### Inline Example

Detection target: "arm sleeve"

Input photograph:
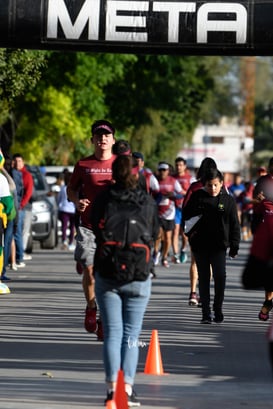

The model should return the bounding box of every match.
[20,172,34,209]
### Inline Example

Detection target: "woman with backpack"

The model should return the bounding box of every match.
[91,155,159,407]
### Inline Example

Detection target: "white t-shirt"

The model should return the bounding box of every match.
[0,173,10,197]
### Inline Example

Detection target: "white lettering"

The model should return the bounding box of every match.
[46,1,248,45]
[47,0,100,40]
[197,3,247,43]
[106,1,149,42]
[153,2,196,43]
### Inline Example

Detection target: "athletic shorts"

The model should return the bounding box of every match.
[159,218,175,232]
[175,208,182,225]
[74,225,96,267]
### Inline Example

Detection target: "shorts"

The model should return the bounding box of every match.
[74,225,96,267]
[159,218,175,232]
[175,208,182,225]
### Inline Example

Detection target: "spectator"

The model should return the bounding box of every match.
[57,171,76,251]
[0,150,15,278]
[12,153,34,266]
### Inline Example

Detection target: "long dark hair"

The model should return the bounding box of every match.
[112,155,137,189]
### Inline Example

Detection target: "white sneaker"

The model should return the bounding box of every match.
[61,240,68,250]
[153,251,161,266]
[10,263,18,271]
[23,253,32,260]
[16,262,26,268]
[68,244,75,251]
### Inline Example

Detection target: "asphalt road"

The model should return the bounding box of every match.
[0,241,273,409]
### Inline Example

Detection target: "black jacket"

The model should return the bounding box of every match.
[183,188,240,254]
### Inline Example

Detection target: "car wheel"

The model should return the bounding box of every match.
[25,229,33,253]
[40,227,56,249]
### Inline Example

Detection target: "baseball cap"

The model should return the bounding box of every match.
[258,166,266,172]
[132,152,144,161]
[91,120,115,135]
[158,163,169,171]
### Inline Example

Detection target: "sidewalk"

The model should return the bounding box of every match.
[0,241,272,409]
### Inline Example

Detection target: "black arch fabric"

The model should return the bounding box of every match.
[1,0,273,56]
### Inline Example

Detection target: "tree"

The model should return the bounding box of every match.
[10,53,228,166]
[12,51,136,164]
[0,49,47,152]
[105,55,221,168]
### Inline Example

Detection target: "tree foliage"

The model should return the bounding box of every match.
[3,51,236,167]
[16,52,221,167]
[0,49,47,150]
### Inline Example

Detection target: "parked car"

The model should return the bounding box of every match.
[26,165,58,251]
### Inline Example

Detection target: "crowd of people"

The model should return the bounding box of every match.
[1,119,273,407]
[0,151,34,281]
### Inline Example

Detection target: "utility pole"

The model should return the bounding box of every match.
[241,56,256,137]
[240,57,256,178]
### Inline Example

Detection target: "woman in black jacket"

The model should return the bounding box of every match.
[183,168,240,324]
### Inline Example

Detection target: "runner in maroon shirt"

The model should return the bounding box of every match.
[67,120,116,338]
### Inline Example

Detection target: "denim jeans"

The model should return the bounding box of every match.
[14,209,24,263]
[193,249,226,316]
[2,220,14,275]
[95,273,151,385]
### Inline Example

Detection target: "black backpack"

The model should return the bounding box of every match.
[97,189,154,283]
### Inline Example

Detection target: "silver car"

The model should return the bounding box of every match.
[26,166,58,251]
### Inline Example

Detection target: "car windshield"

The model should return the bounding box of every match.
[27,166,49,193]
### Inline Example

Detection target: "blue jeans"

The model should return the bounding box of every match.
[2,220,14,275]
[95,273,151,385]
[13,209,24,263]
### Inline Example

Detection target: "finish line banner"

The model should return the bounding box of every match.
[0,0,273,55]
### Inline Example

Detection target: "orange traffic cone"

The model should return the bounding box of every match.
[144,329,166,375]
[114,370,128,409]
[106,399,117,409]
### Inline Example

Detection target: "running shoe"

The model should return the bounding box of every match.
[180,250,188,263]
[9,263,17,271]
[84,305,97,333]
[16,262,26,268]
[1,274,11,281]
[258,300,273,321]
[153,251,161,266]
[200,317,211,324]
[104,390,114,405]
[162,258,170,268]
[23,253,32,260]
[188,292,199,306]
[172,254,180,264]
[213,311,224,323]
[127,390,141,407]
